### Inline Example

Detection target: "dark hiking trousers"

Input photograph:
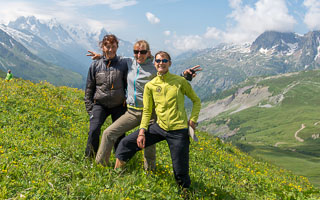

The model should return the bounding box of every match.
[116,123,191,188]
[85,103,126,158]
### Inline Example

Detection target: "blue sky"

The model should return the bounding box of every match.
[0,0,320,55]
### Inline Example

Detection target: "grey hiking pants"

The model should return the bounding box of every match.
[95,108,156,170]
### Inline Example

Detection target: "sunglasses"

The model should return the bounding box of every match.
[133,50,148,54]
[155,59,169,63]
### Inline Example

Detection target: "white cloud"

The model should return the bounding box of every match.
[229,0,242,9]
[166,0,297,54]
[164,30,171,36]
[0,1,128,33]
[204,27,224,40]
[146,12,160,24]
[303,0,320,30]
[170,35,206,51]
[0,2,52,24]
[56,0,137,9]
[225,0,296,43]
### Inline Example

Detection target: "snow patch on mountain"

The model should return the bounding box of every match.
[286,42,298,56]
[315,37,320,61]
[0,24,33,44]
[259,48,270,54]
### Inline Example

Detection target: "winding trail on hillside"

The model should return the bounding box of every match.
[295,124,305,142]
[274,142,286,147]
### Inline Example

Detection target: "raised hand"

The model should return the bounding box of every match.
[183,65,202,78]
[86,50,101,60]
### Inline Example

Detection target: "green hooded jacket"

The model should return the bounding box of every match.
[140,72,201,131]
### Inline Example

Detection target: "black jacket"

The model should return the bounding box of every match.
[84,56,128,114]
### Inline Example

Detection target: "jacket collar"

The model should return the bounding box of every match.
[135,57,153,67]
[102,55,118,64]
[157,71,171,79]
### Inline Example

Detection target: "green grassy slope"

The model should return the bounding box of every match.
[0,69,5,79]
[207,70,320,187]
[0,79,319,199]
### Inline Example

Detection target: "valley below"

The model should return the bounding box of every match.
[198,70,320,187]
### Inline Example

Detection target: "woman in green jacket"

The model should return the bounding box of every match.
[115,51,201,189]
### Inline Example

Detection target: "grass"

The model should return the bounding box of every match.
[0,78,319,199]
[0,70,6,79]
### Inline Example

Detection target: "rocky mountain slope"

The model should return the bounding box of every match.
[8,16,133,68]
[0,28,83,88]
[0,16,133,87]
[172,31,320,101]
[0,24,88,77]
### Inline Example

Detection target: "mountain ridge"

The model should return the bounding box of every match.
[172,30,320,102]
[0,28,84,88]
[0,16,133,88]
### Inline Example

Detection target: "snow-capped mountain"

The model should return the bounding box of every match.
[172,31,320,101]
[8,16,74,49]
[251,31,320,68]
[7,16,133,69]
[0,15,134,87]
[0,28,84,88]
[0,23,88,76]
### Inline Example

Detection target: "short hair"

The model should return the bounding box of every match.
[134,40,150,51]
[154,51,171,61]
[99,34,119,48]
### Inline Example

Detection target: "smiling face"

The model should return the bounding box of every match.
[102,42,118,59]
[133,43,150,64]
[154,52,171,75]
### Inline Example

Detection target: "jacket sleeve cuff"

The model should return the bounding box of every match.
[139,126,148,131]
[189,116,198,124]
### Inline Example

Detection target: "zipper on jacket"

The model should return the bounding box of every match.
[106,60,113,90]
[133,66,140,107]
[162,76,170,130]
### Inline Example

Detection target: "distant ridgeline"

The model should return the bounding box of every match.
[0,16,133,89]
[0,77,319,199]
[172,31,320,101]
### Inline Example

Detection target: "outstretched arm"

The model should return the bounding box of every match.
[86,50,101,60]
[182,80,201,129]
[182,65,202,81]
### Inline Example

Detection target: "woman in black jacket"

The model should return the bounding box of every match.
[84,34,128,158]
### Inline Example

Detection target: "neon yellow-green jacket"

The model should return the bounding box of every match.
[140,72,201,131]
[5,73,12,81]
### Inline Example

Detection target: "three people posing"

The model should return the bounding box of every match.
[94,40,158,169]
[85,34,201,188]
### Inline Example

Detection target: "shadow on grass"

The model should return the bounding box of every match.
[191,180,236,200]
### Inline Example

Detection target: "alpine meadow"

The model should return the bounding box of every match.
[0,78,319,199]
